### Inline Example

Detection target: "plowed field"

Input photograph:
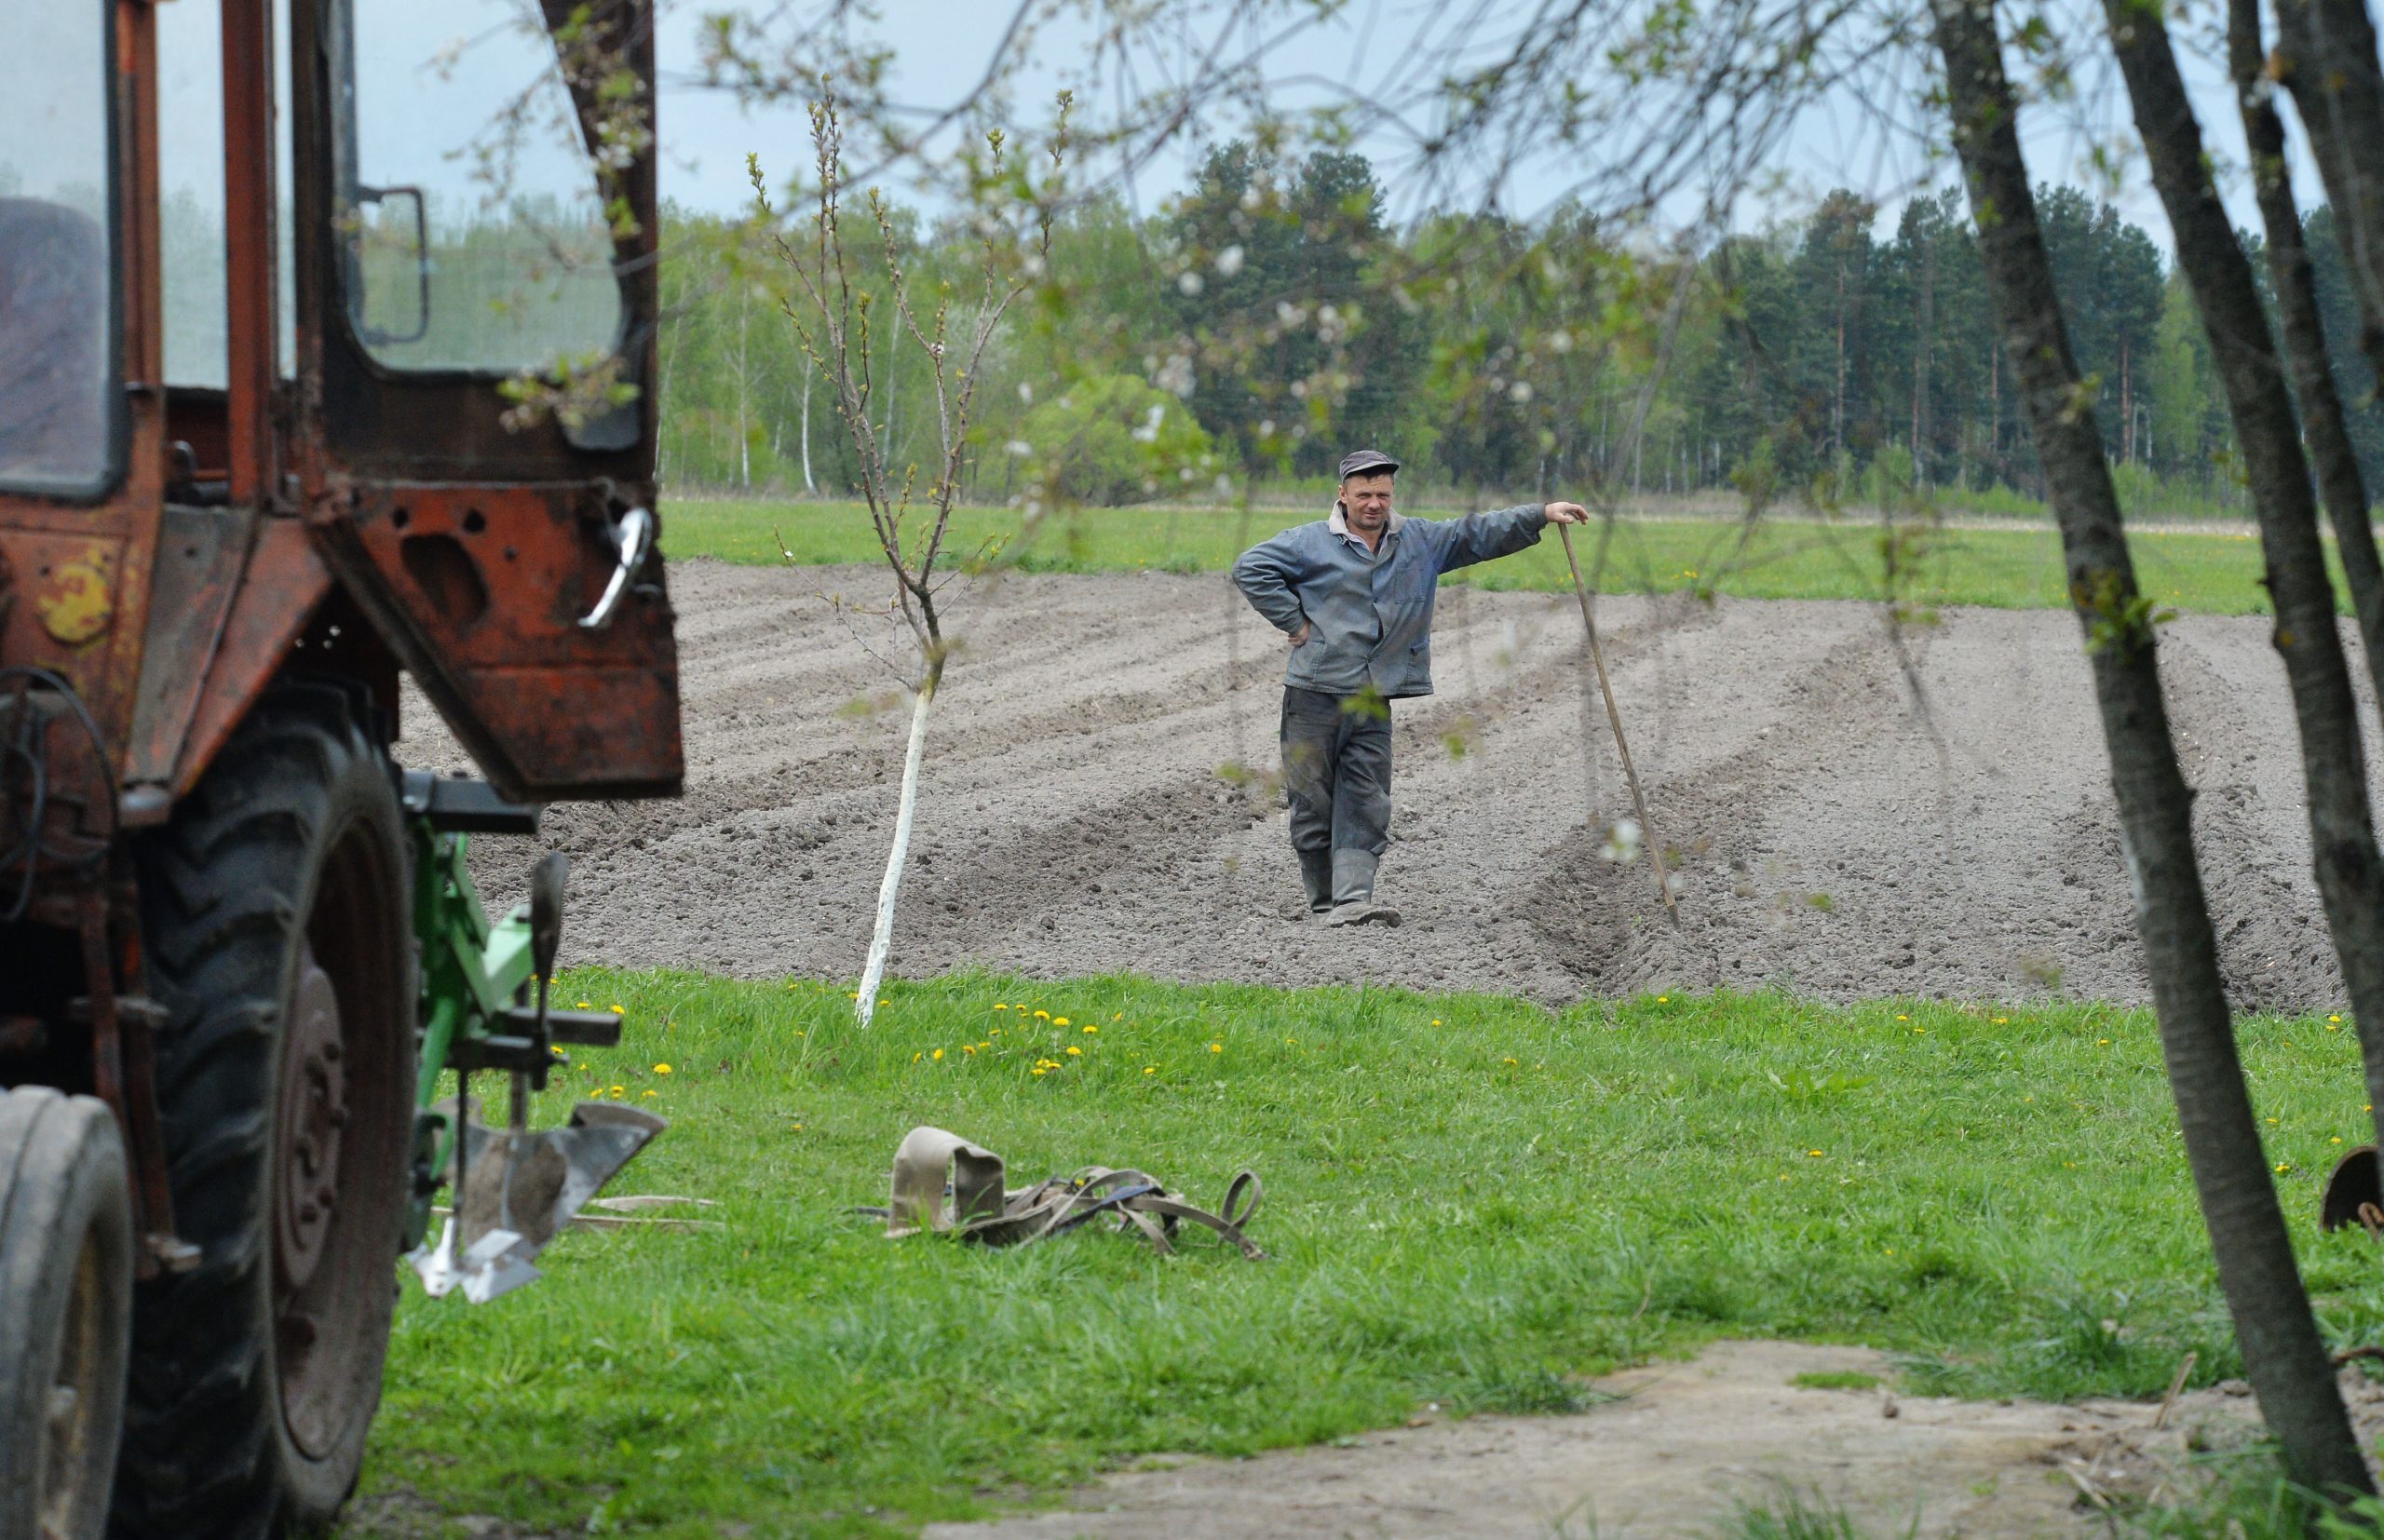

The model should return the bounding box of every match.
[398,559,2369,1012]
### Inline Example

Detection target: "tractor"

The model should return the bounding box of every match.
[0,2,681,1533]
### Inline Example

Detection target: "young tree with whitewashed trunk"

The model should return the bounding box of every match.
[753,99,1061,1026]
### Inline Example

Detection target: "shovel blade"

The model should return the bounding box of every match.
[454,1101,668,1266]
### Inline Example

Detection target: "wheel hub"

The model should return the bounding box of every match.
[37,1234,107,1539]
[275,946,347,1296]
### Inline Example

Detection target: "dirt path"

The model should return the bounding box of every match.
[919,1339,2352,1538]
[399,560,2374,1011]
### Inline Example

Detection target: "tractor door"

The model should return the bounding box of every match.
[289,0,679,800]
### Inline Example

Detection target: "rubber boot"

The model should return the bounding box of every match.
[1298,850,1335,916]
[1325,850,1400,927]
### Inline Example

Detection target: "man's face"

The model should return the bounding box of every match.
[1341,473,1395,530]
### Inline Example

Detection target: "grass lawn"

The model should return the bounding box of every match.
[359,971,2384,1536]
[660,495,2337,616]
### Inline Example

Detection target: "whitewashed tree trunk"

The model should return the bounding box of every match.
[855,671,936,1026]
[737,294,752,489]
[800,359,817,493]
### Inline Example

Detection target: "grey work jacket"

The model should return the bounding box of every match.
[1231,503,1548,698]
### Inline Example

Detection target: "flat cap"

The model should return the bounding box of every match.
[1337,448,1401,480]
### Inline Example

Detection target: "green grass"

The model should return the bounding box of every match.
[658,495,2339,616]
[1788,1370,1883,1392]
[357,972,2384,1536]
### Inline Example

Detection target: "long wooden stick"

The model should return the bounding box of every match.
[1557,522,1680,929]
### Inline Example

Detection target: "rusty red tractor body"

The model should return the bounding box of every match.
[0,3,681,1533]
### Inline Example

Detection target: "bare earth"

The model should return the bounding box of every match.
[923,1340,2384,1539]
[401,558,2368,1012]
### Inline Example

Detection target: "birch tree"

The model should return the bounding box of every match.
[754,99,1059,1026]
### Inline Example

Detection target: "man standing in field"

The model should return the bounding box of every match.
[1232,449,1590,925]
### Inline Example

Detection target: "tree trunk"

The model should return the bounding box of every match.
[2112,0,2384,1157]
[1988,343,2001,482]
[855,661,939,1028]
[2274,0,2384,387]
[2234,0,2384,712]
[1914,236,1934,484]
[1934,0,2373,1498]
[801,357,818,493]
[737,293,752,489]
[2120,337,2134,466]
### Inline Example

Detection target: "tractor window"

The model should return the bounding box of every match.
[0,5,116,495]
[332,0,627,377]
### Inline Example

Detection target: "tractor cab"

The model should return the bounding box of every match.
[0,4,681,1534]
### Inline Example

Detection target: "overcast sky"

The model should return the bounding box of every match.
[131,0,2345,255]
[646,0,2335,253]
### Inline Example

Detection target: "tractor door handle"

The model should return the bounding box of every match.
[578,506,654,630]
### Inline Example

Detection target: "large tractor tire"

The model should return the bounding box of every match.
[113,682,416,1537]
[0,1087,132,1540]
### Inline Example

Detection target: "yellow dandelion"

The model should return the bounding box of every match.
[1055,1017,1071,1027]
[1896,1014,1908,1021]
[1114,1013,1123,1021]
[1083,1024,1097,1033]
[642,1089,658,1099]
[963,1045,977,1055]
[2097,1038,2110,1046]
[1778,1173,1789,1182]
[2277,1162,2294,1173]
[2334,1137,2345,1144]
[877,997,888,1006]
[1502,1056,1518,1065]
[1993,1016,2009,1024]
[1431,1019,1443,1026]
[576,1000,592,1009]
[1210,1043,1223,1053]
[1144,1066,1157,1074]
[1065,1047,1082,1057]
[1032,1067,1048,1077]
[2331,1014,2343,1022]
[911,1053,921,1063]
[610,1085,624,1095]
[1807,1149,1824,1157]
[1035,1010,1051,1020]
[1912,1026,1925,1034]
[609,1004,626,1015]
[1657,995,1670,1004]
[654,1063,671,1075]
[995,1004,1009,1011]
[932,1048,944,1061]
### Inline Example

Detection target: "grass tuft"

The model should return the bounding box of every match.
[1788,1371,1882,1392]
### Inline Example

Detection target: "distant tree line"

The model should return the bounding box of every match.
[657,142,2384,515]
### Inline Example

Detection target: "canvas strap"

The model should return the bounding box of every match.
[878,1127,1265,1260]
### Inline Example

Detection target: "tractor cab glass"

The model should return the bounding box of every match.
[0,5,117,497]
[329,0,627,379]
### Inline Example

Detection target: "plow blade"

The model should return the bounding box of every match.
[412,1101,666,1302]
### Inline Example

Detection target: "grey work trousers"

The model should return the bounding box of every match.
[1280,686,1392,910]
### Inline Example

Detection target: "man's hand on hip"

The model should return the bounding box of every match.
[1287,622,1311,647]
[1543,501,1592,524]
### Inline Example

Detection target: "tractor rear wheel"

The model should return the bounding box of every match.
[113,682,416,1537]
[0,1087,132,1540]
